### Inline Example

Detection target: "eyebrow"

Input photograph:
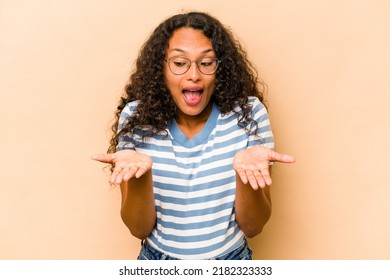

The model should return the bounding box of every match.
[170,48,214,54]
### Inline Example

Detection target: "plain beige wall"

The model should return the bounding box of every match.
[1,0,389,259]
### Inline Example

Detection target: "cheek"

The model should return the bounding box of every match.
[165,72,182,91]
[163,67,170,86]
[206,77,216,91]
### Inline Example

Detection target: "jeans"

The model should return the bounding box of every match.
[137,239,253,260]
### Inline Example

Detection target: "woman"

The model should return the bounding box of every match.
[92,11,295,260]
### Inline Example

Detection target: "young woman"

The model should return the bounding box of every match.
[92,12,295,260]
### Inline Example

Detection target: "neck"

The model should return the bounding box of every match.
[176,101,213,139]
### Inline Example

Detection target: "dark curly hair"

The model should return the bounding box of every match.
[107,11,267,156]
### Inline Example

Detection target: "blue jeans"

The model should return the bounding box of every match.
[137,239,253,260]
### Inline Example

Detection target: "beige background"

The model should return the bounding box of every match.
[1,0,389,259]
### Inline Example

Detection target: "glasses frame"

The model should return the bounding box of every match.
[164,56,221,75]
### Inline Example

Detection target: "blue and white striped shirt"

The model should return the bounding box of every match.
[117,96,274,259]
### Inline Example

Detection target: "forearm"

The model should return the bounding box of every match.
[235,174,272,238]
[120,170,156,239]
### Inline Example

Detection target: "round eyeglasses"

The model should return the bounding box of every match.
[164,56,221,75]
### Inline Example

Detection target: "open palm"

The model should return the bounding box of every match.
[233,146,295,190]
[92,150,152,184]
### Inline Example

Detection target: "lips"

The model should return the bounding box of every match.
[182,87,203,106]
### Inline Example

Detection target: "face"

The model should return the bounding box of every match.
[164,28,217,121]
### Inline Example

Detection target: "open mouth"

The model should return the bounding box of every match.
[182,87,203,106]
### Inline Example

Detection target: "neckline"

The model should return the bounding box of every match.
[169,102,220,148]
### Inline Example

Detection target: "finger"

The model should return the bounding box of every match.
[110,174,119,184]
[117,165,137,184]
[115,173,124,185]
[135,166,148,178]
[259,168,272,186]
[245,169,260,190]
[235,168,249,184]
[269,150,296,163]
[123,166,138,181]
[91,153,116,163]
[110,166,123,184]
[253,169,266,189]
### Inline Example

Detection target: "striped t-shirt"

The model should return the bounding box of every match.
[117,96,274,259]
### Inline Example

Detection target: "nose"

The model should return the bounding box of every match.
[186,61,201,81]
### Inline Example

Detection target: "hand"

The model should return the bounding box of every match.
[91,150,152,184]
[233,146,295,190]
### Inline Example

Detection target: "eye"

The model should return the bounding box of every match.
[173,61,187,67]
[200,61,213,67]
[199,58,215,67]
[170,57,190,68]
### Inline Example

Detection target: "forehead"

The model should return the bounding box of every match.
[167,28,213,53]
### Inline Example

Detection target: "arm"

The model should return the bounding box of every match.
[235,169,272,238]
[120,170,156,239]
[233,146,295,238]
[92,150,156,239]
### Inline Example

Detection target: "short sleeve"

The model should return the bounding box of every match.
[116,101,140,151]
[247,97,275,150]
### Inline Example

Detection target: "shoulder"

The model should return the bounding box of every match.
[232,96,266,115]
[118,100,140,130]
[120,100,140,119]
[248,96,265,110]
[122,100,140,114]
[248,96,268,116]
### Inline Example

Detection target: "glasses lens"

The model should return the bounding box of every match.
[169,57,191,75]
[167,57,220,75]
[198,57,219,74]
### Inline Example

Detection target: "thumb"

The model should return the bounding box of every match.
[269,150,296,163]
[91,153,116,163]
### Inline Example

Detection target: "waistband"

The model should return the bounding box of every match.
[137,239,252,260]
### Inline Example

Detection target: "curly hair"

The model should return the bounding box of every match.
[107,11,266,156]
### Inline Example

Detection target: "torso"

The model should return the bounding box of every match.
[117,97,274,259]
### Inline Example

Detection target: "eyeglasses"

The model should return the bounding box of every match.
[164,56,220,75]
